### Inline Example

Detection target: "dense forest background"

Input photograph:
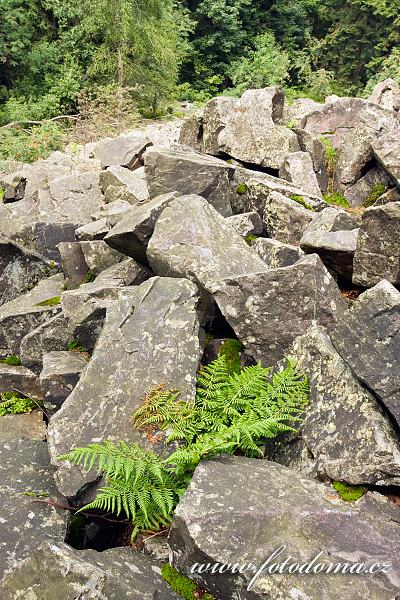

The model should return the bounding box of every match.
[0,0,399,159]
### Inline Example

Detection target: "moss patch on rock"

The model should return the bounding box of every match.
[161,564,215,600]
[332,481,367,502]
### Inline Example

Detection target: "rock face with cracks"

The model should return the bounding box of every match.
[47,276,205,497]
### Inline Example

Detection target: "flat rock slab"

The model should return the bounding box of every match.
[147,194,268,290]
[105,192,181,262]
[208,254,346,365]
[300,229,359,279]
[304,207,359,234]
[91,131,151,169]
[0,541,180,599]
[0,410,46,442]
[0,363,41,397]
[170,455,400,600]
[332,280,400,427]
[0,274,64,355]
[267,325,400,485]
[353,202,400,286]
[144,146,234,216]
[48,277,205,497]
[252,238,304,268]
[0,438,67,578]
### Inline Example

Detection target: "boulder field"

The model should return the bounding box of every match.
[0,82,400,599]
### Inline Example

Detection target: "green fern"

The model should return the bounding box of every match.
[59,356,309,537]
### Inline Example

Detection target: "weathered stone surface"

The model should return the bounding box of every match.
[208,254,346,365]
[147,195,268,289]
[0,238,55,306]
[282,97,323,127]
[48,277,205,497]
[75,218,110,241]
[0,171,26,202]
[40,351,87,416]
[145,119,182,147]
[0,411,46,442]
[334,129,376,190]
[372,129,400,188]
[105,192,180,261]
[0,170,105,259]
[353,202,400,286]
[226,211,263,238]
[267,325,400,485]
[0,541,180,599]
[374,187,400,205]
[252,237,304,268]
[91,131,151,169]
[0,363,41,397]
[57,241,88,288]
[304,206,359,234]
[202,88,300,169]
[332,280,400,427]
[144,146,234,216]
[169,455,400,600]
[79,240,125,276]
[369,78,400,112]
[300,97,398,149]
[279,151,322,199]
[231,171,324,215]
[300,229,359,279]
[100,165,149,205]
[0,274,64,355]
[20,313,71,374]
[295,129,328,192]
[178,110,204,151]
[0,438,67,578]
[61,259,149,350]
[344,165,391,206]
[263,191,315,244]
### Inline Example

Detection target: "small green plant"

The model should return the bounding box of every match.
[323,192,350,208]
[0,392,37,416]
[161,564,215,600]
[59,356,309,537]
[363,182,386,208]
[245,234,258,245]
[332,481,367,502]
[36,296,61,307]
[290,195,316,211]
[320,136,338,170]
[285,120,296,129]
[0,355,22,366]
[218,339,244,374]
[67,339,87,353]
[83,270,95,284]
[0,187,4,202]
[236,183,248,195]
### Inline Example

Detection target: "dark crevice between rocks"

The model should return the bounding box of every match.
[214,150,280,177]
[368,484,400,509]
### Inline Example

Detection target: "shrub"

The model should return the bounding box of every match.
[0,123,64,163]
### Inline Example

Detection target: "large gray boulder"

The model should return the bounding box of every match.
[0,438,67,579]
[147,194,268,289]
[144,146,234,216]
[209,254,347,365]
[201,88,300,169]
[100,165,149,204]
[279,151,323,199]
[300,228,359,279]
[333,129,376,191]
[332,280,400,428]
[304,206,359,234]
[263,191,315,244]
[0,274,64,355]
[105,192,180,261]
[169,455,400,600]
[353,202,400,286]
[0,541,180,599]
[267,325,400,485]
[372,129,400,189]
[369,78,400,112]
[91,130,151,169]
[47,277,205,497]
[300,97,398,149]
